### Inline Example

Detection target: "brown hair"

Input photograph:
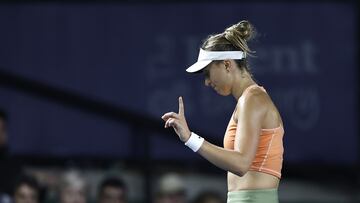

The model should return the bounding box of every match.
[201,20,256,73]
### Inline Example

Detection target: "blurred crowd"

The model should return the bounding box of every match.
[0,109,225,203]
[0,168,224,203]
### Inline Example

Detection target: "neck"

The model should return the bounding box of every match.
[232,74,256,100]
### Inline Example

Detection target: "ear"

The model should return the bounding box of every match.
[223,60,232,72]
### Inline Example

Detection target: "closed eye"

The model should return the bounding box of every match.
[203,69,210,78]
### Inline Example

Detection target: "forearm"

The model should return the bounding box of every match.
[161,97,254,176]
[197,140,251,176]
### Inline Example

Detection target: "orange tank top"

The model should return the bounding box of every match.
[223,85,284,179]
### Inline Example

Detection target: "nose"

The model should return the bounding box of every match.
[204,77,211,86]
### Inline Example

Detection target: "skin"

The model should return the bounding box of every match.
[60,186,86,203]
[14,184,39,203]
[155,193,185,203]
[161,60,283,191]
[99,186,127,203]
[0,118,6,147]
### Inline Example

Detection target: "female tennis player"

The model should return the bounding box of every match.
[161,20,284,203]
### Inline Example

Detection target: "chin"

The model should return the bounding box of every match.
[217,90,231,96]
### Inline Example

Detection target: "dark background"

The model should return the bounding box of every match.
[0,1,358,202]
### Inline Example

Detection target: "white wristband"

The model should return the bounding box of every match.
[184,132,205,152]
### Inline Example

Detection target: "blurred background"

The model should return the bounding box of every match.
[0,0,359,203]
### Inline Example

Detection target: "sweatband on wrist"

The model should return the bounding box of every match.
[184,132,205,152]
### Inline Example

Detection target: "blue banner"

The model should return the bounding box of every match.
[0,3,357,164]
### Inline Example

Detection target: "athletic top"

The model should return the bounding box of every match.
[223,85,284,179]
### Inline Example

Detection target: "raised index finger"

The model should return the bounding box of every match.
[178,96,184,116]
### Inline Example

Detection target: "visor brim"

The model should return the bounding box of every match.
[185,60,212,73]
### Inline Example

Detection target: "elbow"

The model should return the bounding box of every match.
[233,165,250,177]
[232,158,252,177]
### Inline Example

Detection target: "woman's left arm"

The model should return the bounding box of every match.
[161,95,267,176]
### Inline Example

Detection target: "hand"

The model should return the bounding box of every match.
[161,96,191,142]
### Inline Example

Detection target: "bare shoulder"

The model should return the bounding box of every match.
[234,87,270,121]
[239,88,269,110]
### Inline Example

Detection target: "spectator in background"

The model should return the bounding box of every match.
[192,190,224,203]
[97,176,127,203]
[154,173,186,203]
[12,174,41,203]
[0,109,7,153]
[0,108,8,203]
[58,170,87,203]
[0,109,23,203]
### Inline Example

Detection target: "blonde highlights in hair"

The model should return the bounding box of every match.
[201,20,256,72]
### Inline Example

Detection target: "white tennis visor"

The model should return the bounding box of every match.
[186,48,245,73]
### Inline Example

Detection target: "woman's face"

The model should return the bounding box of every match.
[203,61,232,96]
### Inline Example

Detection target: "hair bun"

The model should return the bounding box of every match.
[225,20,255,42]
